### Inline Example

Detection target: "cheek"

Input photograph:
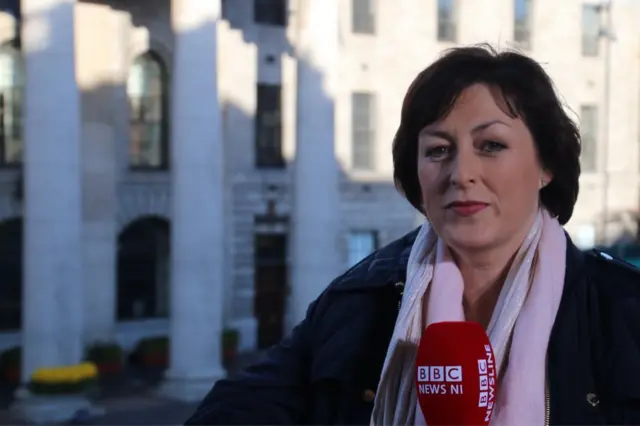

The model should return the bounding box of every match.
[492,160,541,212]
[417,163,443,212]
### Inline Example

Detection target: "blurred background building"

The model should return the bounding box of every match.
[0,0,639,384]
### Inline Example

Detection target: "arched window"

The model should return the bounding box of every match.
[0,44,23,165]
[127,52,167,169]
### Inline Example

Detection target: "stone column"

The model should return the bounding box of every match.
[289,0,342,327]
[20,0,84,381]
[75,4,120,344]
[159,0,226,402]
[80,122,117,343]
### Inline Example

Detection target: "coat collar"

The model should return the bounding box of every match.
[330,228,418,292]
[330,228,587,294]
[561,231,587,296]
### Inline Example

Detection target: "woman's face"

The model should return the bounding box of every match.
[417,84,551,252]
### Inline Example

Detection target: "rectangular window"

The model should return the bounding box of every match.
[348,231,379,267]
[582,4,600,56]
[255,84,284,168]
[437,0,457,42]
[254,0,287,26]
[0,89,22,165]
[580,104,598,172]
[514,0,532,48]
[351,92,376,171]
[352,0,375,34]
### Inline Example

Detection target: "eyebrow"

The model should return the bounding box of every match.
[420,119,509,140]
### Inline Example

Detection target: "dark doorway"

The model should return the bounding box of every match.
[117,216,170,321]
[0,217,21,330]
[254,233,287,349]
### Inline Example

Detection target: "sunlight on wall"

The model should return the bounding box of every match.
[21,13,51,55]
[0,11,18,43]
[171,0,220,33]
[217,20,257,119]
[75,3,122,91]
[295,0,339,99]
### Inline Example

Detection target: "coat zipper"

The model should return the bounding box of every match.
[545,379,551,426]
[545,358,551,426]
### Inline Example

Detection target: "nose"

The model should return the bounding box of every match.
[447,146,478,188]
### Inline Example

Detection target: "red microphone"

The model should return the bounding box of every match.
[415,321,497,426]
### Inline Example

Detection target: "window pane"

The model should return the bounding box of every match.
[0,47,22,90]
[129,123,146,162]
[142,96,162,121]
[254,0,287,26]
[437,0,456,42]
[514,0,532,47]
[127,63,145,97]
[127,53,166,168]
[141,124,162,166]
[352,0,375,34]
[514,0,530,19]
[348,231,378,267]
[11,87,21,116]
[351,92,375,170]
[4,110,21,163]
[582,4,600,56]
[129,97,142,120]
[255,84,284,168]
[0,46,23,165]
[147,74,162,97]
[580,105,598,172]
[353,131,373,169]
[130,123,162,167]
[0,47,23,166]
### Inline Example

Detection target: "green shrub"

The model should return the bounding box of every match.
[86,342,124,364]
[135,336,169,356]
[0,346,20,370]
[222,329,239,348]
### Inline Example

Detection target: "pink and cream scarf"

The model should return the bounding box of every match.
[370,209,567,425]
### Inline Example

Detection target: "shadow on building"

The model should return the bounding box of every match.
[0,1,416,416]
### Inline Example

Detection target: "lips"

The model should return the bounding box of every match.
[446,201,488,217]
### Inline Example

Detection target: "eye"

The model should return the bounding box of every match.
[424,146,451,159]
[481,140,506,153]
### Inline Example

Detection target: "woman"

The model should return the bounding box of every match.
[186,46,640,425]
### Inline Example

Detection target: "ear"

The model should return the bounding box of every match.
[540,169,553,189]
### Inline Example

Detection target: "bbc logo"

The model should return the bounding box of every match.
[417,366,462,383]
[478,359,487,374]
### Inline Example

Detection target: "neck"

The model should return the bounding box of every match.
[452,248,515,327]
[452,212,539,327]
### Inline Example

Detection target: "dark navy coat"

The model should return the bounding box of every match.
[186,229,640,425]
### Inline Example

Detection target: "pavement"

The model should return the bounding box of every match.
[88,396,198,425]
[0,350,265,425]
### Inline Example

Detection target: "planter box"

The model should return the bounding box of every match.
[9,392,102,425]
[140,353,168,367]
[223,348,237,362]
[28,378,97,395]
[96,361,123,375]
[86,343,124,373]
[2,366,20,383]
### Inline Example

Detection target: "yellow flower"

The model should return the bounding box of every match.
[30,362,98,384]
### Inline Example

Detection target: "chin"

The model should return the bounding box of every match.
[440,226,496,251]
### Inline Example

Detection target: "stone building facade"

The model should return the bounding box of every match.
[0,0,638,400]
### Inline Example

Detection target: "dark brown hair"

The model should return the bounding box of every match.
[392,45,581,225]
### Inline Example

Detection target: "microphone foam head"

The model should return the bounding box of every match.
[415,321,497,426]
